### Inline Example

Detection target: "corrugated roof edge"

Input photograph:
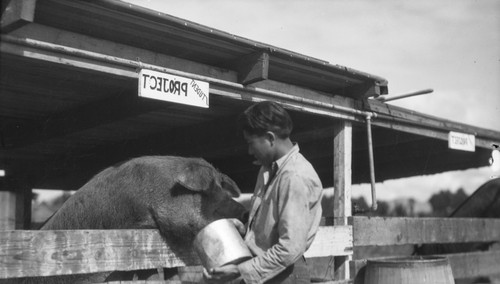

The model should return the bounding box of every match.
[96,0,389,95]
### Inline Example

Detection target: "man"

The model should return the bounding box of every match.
[204,101,323,283]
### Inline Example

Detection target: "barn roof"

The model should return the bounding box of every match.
[1,0,499,192]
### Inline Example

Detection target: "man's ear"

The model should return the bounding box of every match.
[265,131,276,146]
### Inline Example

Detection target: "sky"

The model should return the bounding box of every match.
[38,0,500,203]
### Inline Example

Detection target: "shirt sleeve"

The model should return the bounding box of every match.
[238,172,312,283]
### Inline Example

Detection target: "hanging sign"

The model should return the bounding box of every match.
[448,131,475,152]
[138,69,209,108]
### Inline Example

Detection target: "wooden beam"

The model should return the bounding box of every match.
[0,226,353,279]
[15,186,31,230]
[0,229,199,279]
[0,176,34,230]
[353,217,500,246]
[0,39,138,79]
[236,52,269,85]
[0,0,36,33]
[4,23,237,83]
[268,56,367,95]
[333,120,352,225]
[332,120,353,281]
[251,79,359,122]
[0,191,16,230]
[366,99,500,149]
[340,81,386,99]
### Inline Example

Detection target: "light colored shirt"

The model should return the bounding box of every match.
[238,144,323,284]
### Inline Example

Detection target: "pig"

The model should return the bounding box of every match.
[27,156,247,283]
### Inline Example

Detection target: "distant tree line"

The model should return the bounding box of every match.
[352,188,469,217]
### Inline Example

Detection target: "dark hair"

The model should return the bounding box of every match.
[237,101,293,138]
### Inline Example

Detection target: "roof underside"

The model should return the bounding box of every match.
[1,0,498,193]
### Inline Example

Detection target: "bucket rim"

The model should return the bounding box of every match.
[194,218,252,270]
[366,256,450,267]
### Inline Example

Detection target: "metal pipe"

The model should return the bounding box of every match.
[366,115,378,211]
[376,88,433,102]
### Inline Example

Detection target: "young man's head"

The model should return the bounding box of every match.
[237,101,293,166]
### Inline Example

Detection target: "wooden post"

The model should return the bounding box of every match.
[15,186,32,229]
[333,120,352,280]
[1,176,33,230]
[0,191,16,230]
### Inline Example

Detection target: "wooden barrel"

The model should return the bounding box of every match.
[364,256,455,284]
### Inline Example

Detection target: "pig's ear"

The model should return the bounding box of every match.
[175,164,213,192]
[221,173,241,197]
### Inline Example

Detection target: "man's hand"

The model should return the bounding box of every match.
[203,264,240,283]
[229,218,246,236]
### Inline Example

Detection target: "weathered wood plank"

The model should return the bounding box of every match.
[0,192,16,230]
[332,120,353,281]
[333,120,352,225]
[0,40,138,79]
[305,226,353,258]
[15,186,32,230]
[0,226,353,279]
[0,229,199,279]
[8,23,237,83]
[236,52,269,85]
[0,0,36,33]
[353,217,500,246]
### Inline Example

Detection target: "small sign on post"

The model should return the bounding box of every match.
[138,69,209,108]
[448,131,475,152]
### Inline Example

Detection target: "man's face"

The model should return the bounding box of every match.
[243,131,274,167]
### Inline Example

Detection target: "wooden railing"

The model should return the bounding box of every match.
[351,217,500,283]
[1,217,499,283]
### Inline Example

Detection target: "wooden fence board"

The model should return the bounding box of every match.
[0,229,198,279]
[2,217,499,279]
[353,217,500,246]
[305,226,353,258]
[1,226,352,279]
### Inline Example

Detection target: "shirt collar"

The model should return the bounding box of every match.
[270,143,299,173]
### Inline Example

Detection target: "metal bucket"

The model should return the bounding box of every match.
[194,219,252,270]
[364,256,455,284]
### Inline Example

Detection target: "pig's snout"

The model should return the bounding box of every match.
[213,198,248,224]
